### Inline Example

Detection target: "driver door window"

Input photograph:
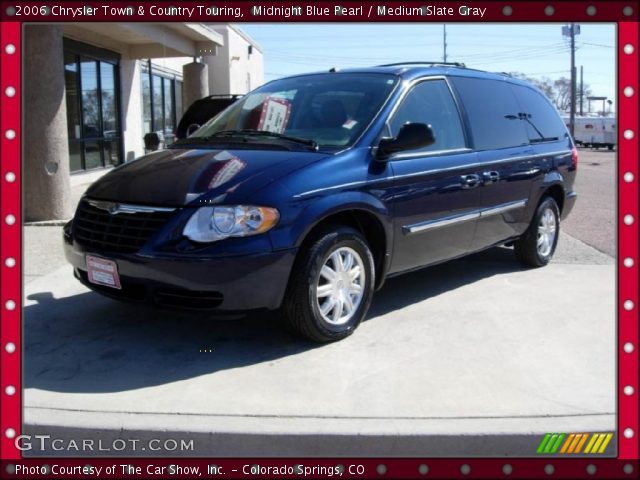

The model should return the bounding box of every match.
[389,79,466,153]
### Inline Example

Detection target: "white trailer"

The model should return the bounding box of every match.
[563,116,616,150]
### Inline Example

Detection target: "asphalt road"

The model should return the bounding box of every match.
[562,148,616,257]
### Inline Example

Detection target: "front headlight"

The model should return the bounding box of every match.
[183,205,279,243]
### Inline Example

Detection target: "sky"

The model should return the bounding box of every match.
[240,23,617,111]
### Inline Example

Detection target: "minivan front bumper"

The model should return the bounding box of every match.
[63,235,296,312]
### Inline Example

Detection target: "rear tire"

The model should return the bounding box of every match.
[514,197,560,268]
[282,226,375,342]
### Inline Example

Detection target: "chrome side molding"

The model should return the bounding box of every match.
[403,199,527,235]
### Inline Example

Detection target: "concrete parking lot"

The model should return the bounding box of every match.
[22,150,616,457]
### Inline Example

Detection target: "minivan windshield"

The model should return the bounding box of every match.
[182,73,398,150]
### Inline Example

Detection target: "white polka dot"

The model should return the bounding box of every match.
[4,171,15,183]
[5,385,15,396]
[624,214,634,225]
[5,257,16,268]
[624,44,635,55]
[5,214,15,225]
[624,385,635,396]
[544,6,554,15]
[544,464,554,475]
[623,258,635,268]
[624,300,635,311]
[624,343,635,353]
[4,44,15,55]
[5,86,15,97]
[624,130,635,140]
[5,428,15,439]
[5,129,15,140]
[586,5,597,15]
[5,300,15,311]
[624,172,635,182]
[5,342,16,353]
[623,428,634,439]
[624,86,635,97]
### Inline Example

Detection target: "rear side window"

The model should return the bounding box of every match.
[389,79,466,153]
[509,84,569,143]
[450,77,529,150]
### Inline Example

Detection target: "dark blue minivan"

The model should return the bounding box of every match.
[64,63,578,341]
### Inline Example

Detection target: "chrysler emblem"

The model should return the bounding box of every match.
[86,199,176,215]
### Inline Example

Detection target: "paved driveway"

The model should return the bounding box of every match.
[22,232,615,456]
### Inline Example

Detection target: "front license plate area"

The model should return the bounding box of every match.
[86,255,121,289]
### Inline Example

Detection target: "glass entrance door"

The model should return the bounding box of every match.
[64,42,122,172]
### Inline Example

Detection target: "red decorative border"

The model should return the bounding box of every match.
[618,19,639,462]
[0,3,638,478]
[0,18,21,462]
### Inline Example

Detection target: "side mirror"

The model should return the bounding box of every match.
[377,123,435,160]
[186,123,201,137]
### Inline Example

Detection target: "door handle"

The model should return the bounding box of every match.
[482,171,500,185]
[460,173,481,189]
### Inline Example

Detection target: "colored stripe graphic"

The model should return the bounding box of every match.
[575,433,589,453]
[550,433,565,453]
[597,433,613,454]
[539,433,614,455]
[584,433,599,454]
[560,434,575,453]
[537,433,552,454]
[568,433,583,453]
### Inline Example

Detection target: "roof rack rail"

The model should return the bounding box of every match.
[376,61,466,68]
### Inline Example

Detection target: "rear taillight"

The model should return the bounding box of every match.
[571,147,578,169]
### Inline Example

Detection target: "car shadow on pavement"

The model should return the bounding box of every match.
[24,246,524,394]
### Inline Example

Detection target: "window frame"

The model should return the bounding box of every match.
[141,62,182,143]
[508,82,570,144]
[381,76,471,160]
[448,76,531,152]
[63,38,123,173]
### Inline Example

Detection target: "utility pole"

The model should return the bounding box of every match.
[579,66,584,116]
[570,24,577,138]
[443,24,447,62]
[562,24,580,138]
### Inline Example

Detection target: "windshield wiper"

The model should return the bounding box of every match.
[518,113,559,143]
[197,129,318,150]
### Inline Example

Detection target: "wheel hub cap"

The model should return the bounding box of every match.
[316,247,365,325]
[537,208,557,257]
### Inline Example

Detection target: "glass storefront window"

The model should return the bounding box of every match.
[64,53,81,141]
[141,67,182,146]
[152,74,163,132]
[175,81,183,119]
[142,73,152,133]
[164,78,174,136]
[64,40,122,172]
[100,62,117,136]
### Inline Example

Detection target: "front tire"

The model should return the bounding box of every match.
[282,226,375,342]
[514,197,560,268]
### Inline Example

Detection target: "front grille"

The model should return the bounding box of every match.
[73,200,175,254]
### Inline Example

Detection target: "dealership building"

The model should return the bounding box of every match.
[23,23,263,221]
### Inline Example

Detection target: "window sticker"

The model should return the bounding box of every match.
[257,97,292,133]
[342,119,358,130]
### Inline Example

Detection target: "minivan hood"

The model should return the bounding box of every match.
[85,148,329,206]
